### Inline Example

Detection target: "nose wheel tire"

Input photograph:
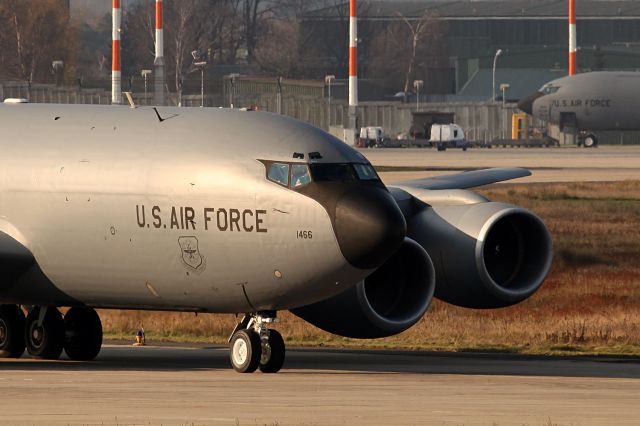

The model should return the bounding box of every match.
[64,307,103,361]
[25,308,64,359]
[0,305,26,358]
[583,134,598,148]
[229,329,261,373]
[259,329,286,373]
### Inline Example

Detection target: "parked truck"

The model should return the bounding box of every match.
[429,124,468,151]
[358,126,384,148]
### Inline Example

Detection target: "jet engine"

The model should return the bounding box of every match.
[291,238,435,338]
[408,202,552,309]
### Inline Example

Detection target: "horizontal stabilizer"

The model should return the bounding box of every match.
[391,167,531,191]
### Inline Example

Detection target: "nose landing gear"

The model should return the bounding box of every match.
[229,312,286,373]
[230,328,261,373]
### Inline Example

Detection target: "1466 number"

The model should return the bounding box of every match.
[297,230,313,239]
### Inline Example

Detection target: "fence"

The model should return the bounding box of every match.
[3,79,639,144]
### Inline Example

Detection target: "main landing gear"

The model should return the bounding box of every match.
[0,305,25,358]
[578,132,599,148]
[0,305,103,361]
[229,312,286,373]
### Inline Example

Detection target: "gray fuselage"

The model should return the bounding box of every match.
[0,103,403,313]
[519,71,640,130]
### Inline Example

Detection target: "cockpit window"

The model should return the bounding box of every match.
[262,160,380,189]
[353,164,379,180]
[309,163,358,182]
[268,163,290,187]
[541,85,560,95]
[291,164,312,188]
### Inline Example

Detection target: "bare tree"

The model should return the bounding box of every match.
[165,0,207,99]
[243,0,262,63]
[290,0,371,79]
[201,0,230,63]
[240,0,287,65]
[0,0,77,86]
[269,0,320,19]
[122,0,208,102]
[313,0,351,76]
[368,11,448,97]
[254,18,301,77]
[398,13,429,98]
[76,13,112,79]
[253,1,325,78]
[203,0,244,64]
[117,0,327,93]
[121,2,155,77]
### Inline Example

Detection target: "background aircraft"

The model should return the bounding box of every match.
[518,71,640,147]
[0,102,552,373]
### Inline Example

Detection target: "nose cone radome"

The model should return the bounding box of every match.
[518,91,544,115]
[334,187,406,270]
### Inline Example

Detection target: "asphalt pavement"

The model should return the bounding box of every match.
[0,344,638,425]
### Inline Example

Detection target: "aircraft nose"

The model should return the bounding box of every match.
[334,186,406,270]
[518,91,544,115]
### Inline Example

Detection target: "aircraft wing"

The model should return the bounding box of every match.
[390,167,531,190]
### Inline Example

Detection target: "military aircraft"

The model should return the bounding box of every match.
[518,71,640,147]
[0,101,553,373]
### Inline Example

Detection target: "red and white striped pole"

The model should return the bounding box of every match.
[569,0,577,76]
[154,0,166,105]
[349,0,357,109]
[347,0,358,145]
[112,0,122,105]
[155,0,163,60]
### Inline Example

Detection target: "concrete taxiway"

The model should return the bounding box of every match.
[361,145,640,183]
[1,344,639,425]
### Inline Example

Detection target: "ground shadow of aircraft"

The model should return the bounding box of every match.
[1,345,638,379]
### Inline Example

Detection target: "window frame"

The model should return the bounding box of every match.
[308,163,358,183]
[260,160,380,189]
[266,162,291,188]
[290,163,312,189]
[352,163,381,181]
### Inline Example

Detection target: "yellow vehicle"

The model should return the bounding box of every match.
[512,113,529,140]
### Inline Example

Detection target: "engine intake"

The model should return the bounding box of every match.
[408,202,552,308]
[291,238,435,338]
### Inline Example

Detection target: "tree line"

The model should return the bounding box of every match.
[0,0,449,97]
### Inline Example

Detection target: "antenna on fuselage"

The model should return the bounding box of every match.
[153,107,165,122]
[123,92,136,109]
[152,107,178,123]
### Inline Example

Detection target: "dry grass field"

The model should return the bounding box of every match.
[99,181,640,355]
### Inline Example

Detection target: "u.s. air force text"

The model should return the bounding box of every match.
[135,205,267,233]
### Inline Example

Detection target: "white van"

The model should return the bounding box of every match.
[429,124,468,151]
[359,126,384,148]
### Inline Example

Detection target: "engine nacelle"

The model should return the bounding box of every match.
[408,202,552,308]
[291,238,435,338]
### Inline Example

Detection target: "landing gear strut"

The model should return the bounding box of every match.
[25,307,65,359]
[229,312,286,373]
